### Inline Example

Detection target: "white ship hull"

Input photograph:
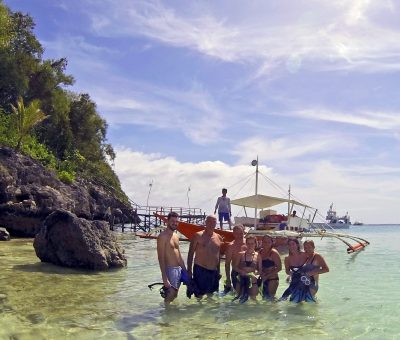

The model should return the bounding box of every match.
[311,222,350,229]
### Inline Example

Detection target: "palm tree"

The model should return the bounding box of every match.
[11,97,48,151]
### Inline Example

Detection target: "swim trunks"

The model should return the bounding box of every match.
[167,266,182,290]
[218,212,230,222]
[193,264,220,296]
[231,269,239,290]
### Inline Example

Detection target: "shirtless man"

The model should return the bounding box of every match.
[224,224,247,293]
[157,211,187,304]
[187,215,223,298]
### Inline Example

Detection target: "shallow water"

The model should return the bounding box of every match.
[1,225,399,339]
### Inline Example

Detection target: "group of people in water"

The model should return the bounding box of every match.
[157,212,329,305]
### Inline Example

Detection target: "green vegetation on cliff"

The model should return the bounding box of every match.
[0,1,127,203]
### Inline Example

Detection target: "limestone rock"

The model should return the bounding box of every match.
[0,146,130,237]
[33,210,127,270]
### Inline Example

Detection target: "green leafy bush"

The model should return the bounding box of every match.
[57,170,75,184]
[0,110,17,147]
[59,150,85,174]
[21,136,57,170]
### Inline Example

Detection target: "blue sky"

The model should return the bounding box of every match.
[6,0,400,223]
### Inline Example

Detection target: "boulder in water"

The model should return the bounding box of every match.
[33,209,127,270]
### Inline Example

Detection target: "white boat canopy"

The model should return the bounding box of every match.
[231,194,312,209]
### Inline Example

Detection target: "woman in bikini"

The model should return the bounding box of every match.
[284,238,308,276]
[257,235,282,300]
[233,235,259,303]
[280,238,313,302]
[303,240,329,297]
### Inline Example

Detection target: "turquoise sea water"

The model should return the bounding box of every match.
[1,225,399,339]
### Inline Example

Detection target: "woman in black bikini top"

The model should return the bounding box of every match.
[233,236,259,302]
[284,238,308,277]
[241,252,257,269]
[258,235,282,300]
[239,240,258,271]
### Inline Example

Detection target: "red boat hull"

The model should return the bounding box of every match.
[154,213,233,253]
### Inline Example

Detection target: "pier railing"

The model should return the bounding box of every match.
[113,205,205,232]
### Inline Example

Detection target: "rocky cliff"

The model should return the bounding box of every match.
[0,147,128,237]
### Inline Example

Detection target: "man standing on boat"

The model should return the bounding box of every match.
[187,215,223,298]
[214,188,232,230]
[157,211,187,304]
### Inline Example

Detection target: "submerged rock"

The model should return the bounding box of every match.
[33,210,127,270]
[0,227,10,241]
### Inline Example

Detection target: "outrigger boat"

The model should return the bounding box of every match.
[138,158,370,254]
[152,211,369,255]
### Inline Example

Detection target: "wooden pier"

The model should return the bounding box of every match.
[111,205,205,233]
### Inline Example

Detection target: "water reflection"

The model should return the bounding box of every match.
[1,228,400,338]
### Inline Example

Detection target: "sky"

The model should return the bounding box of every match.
[5,0,400,224]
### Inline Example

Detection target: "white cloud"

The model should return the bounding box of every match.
[297,159,400,222]
[42,35,116,73]
[89,82,226,145]
[230,135,356,165]
[85,0,400,75]
[295,109,400,130]
[94,96,147,111]
[114,148,400,224]
[114,148,264,213]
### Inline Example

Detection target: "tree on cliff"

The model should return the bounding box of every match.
[0,1,13,48]
[11,97,48,151]
[0,1,127,203]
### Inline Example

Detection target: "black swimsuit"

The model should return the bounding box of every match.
[261,249,276,269]
[262,250,279,284]
[262,258,275,269]
[261,250,279,300]
[290,265,303,272]
[242,253,256,269]
[279,259,317,303]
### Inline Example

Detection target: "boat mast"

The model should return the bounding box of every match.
[252,156,259,229]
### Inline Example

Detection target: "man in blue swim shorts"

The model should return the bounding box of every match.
[187,215,223,298]
[214,188,232,230]
[157,212,188,304]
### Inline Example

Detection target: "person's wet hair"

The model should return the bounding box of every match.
[245,235,256,244]
[288,238,301,253]
[304,240,315,248]
[167,211,179,220]
[262,235,273,242]
[233,224,244,231]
